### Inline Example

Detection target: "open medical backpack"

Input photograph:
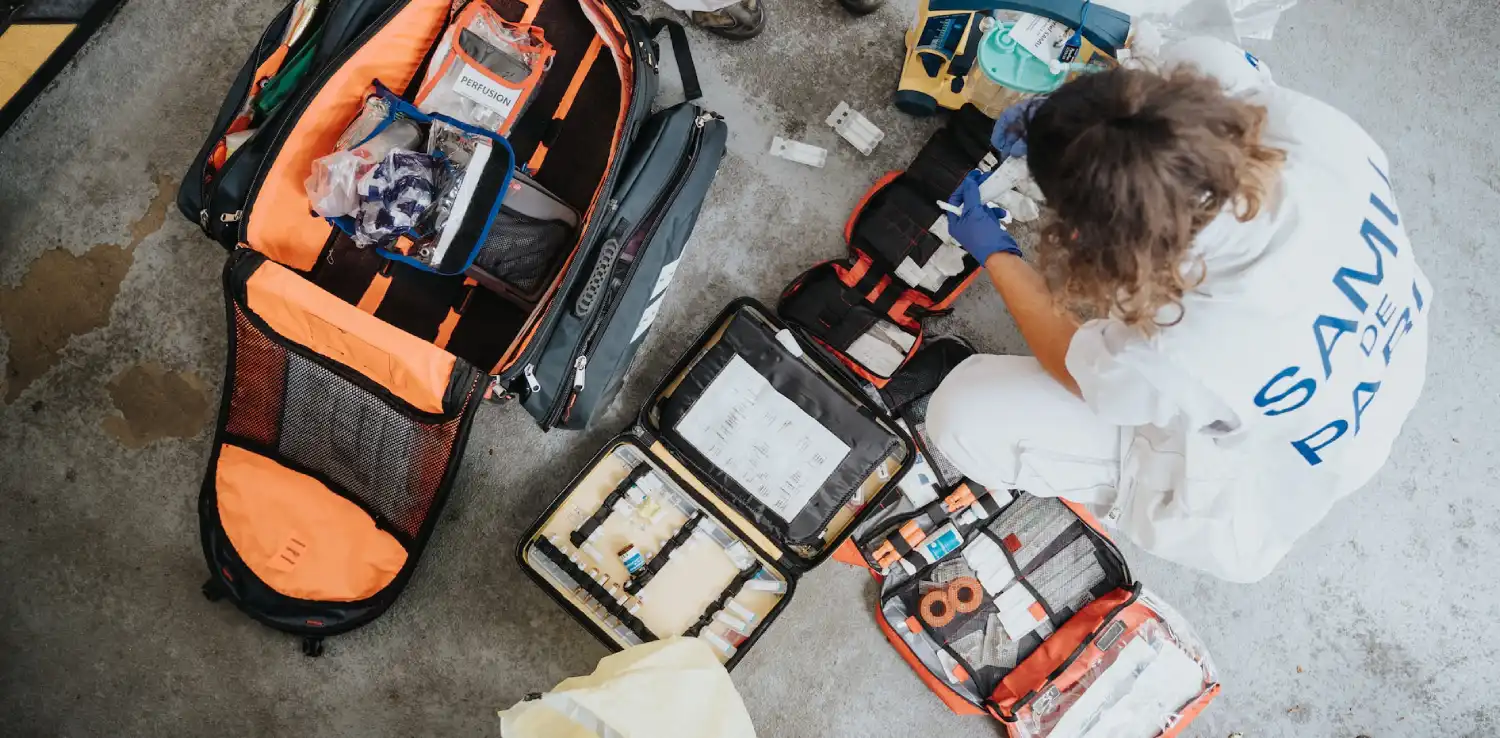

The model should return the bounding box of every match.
[782,109,1222,736]
[180,0,727,653]
[834,339,1221,737]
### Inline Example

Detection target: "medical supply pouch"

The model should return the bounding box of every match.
[835,341,1221,735]
[182,0,724,649]
[414,2,555,136]
[518,300,917,667]
[199,250,486,656]
[777,105,997,387]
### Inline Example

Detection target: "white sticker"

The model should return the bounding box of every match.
[453,64,522,118]
[1006,13,1072,63]
[651,258,681,299]
[773,329,803,358]
[630,297,663,343]
[677,355,851,522]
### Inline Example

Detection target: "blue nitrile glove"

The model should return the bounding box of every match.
[991,96,1046,159]
[946,170,1020,264]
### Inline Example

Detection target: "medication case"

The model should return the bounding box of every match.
[518,299,918,666]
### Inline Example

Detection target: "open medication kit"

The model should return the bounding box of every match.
[778,105,997,387]
[830,339,1222,737]
[519,300,915,665]
[181,0,727,652]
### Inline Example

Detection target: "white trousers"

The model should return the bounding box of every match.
[658,0,744,11]
[925,355,1124,514]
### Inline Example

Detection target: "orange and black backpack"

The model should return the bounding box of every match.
[184,0,726,654]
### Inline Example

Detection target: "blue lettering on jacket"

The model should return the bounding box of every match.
[1249,157,1426,466]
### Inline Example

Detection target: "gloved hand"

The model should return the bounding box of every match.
[946,170,1020,265]
[990,96,1046,159]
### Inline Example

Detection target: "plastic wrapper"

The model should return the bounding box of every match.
[309,96,427,218]
[306,150,367,218]
[353,149,442,248]
[1012,590,1217,738]
[416,3,553,135]
[1098,0,1296,43]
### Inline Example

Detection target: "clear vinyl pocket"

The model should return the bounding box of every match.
[995,590,1220,738]
[413,2,555,136]
[650,305,906,548]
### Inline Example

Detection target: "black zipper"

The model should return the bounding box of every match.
[197,1,302,232]
[236,0,418,245]
[501,0,653,384]
[540,112,711,429]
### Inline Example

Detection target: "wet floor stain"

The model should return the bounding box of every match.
[100,362,213,448]
[0,173,175,403]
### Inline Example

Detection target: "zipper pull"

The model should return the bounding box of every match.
[220,210,243,223]
[523,364,542,395]
[572,355,588,390]
[605,198,620,217]
[695,113,712,128]
[199,209,210,230]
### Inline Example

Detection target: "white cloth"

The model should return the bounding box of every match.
[657,0,745,11]
[929,38,1432,583]
[497,638,757,738]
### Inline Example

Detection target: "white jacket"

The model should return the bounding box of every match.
[1066,39,1433,582]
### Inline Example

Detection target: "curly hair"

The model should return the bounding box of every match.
[1024,67,1286,328]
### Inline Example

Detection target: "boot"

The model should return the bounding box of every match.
[690,0,766,41]
[835,0,885,16]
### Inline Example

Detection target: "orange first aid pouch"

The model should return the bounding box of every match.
[837,338,1221,737]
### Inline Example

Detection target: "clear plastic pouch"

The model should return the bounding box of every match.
[414,2,554,135]
[1011,591,1217,738]
[304,82,515,275]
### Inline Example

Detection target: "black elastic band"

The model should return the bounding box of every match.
[571,465,650,548]
[649,18,703,102]
[851,268,883,297]
[685,565,758,636]
[624,511,702,594]
[535,538,655,643]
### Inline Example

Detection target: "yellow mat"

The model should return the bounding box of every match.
[0,23,76,107]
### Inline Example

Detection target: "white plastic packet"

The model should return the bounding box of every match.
[305,151,368,218]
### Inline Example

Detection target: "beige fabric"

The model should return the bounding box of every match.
[498,638,757,738]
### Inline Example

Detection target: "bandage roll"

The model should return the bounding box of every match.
[948,577,983,614]
[920,589,955,627]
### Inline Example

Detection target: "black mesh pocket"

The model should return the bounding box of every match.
[222,302,471,542]
[277,354,460,539]
[469,209,574,303]
[226,310,287,447]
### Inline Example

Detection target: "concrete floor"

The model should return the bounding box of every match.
[2,0,1498,735]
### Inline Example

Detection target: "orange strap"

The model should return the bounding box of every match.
[357,273,393,314]
[434,280,478,350]
[526,37,604,173]
[518,0,543,25]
